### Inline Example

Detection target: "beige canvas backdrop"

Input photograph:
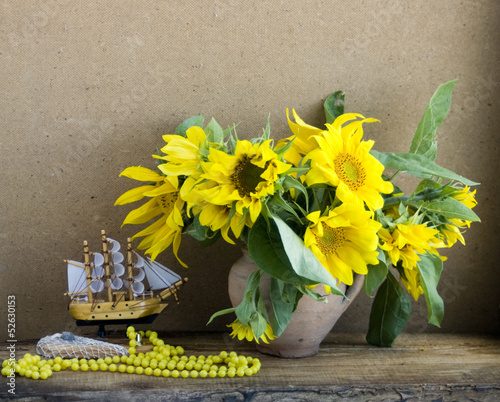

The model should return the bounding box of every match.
[1,0,499,341]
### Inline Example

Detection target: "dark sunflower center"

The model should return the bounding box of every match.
[158,192,178,214]
[334,153,366,190]
[315,223,345,254]
[231,156,266,197]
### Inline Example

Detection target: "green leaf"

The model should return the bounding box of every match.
[270,278,298,336]
[185,215,219,242]
[249,312,268,340]
[228,125,239,153]
[274,134,297,160]
[230,269,270,340]
[235,270,263,325]
[324,91,345,124]
[366,271,412,347]
[409,80,457,160]
[262,114,271,142]
[256,288,270,320]
[206,307,236,325]
[196,232,221,247]
[371,150,479,186]
[282,175,309,210]
[412,178,443,198]
[417,254,444,327]
[268,192,302,221]
[174,114,205,136]
[272,216,344,296]
[248,216,315,286]
[296,285,328,302]
[204,117,224,144]
[409,197,480,222]
[363,250,389,297]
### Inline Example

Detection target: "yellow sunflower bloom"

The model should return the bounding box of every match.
[379,224,443,269]
[153,126,207,177]
[440,220,466,247]
[227,319,276,344]
[180,175,253,243]
[115,166,187,266]
[134,219,184,265]
[399,264,422,301]
[378,223,445,300]
[304,203,381,286]
[437,186,478,247]
[198,204,252,244]
[275,109,324,166]
[453,185,478,210]
[193,139,291,225]
[304,114,393,210]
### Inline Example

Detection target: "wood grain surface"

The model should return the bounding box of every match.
[1,332,499,401]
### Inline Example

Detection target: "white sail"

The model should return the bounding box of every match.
[134,252,145,268]
[131,281,145,294]
[112,263,125,277]
[121,265,147,294]
[93,253,104,266]
[110,278,123,290]
[67,260,106,295]
[107,238,121,253]
[92,266,105,279]
[133,267,145,282]
[90,279,105,293]
[67,234,186,302]
[144,259,182,290]
[112,252,124,263]
[67,261,88,294]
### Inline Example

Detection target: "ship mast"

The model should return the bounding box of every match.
[126,238,134,300]
[101,230,113,302]
[83,240,93,303]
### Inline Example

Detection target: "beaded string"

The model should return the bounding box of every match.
[1,326,261,380]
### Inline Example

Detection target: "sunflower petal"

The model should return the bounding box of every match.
[115,185,156,205]
[142,181,178,197]
[121,198,162,227]
[119,166,164,182]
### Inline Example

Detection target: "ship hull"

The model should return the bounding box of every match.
[69,298,168,322]
[75,314,159,327]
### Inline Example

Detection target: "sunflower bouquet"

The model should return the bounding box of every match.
[116,80,479,347]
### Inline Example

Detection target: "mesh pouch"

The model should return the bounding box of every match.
[36,332,129,359]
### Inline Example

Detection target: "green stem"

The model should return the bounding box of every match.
[389,170,402,183]
[286,167,309,174]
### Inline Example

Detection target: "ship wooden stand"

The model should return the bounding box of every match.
[65,230,187,337]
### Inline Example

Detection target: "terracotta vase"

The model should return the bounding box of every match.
[228,249,364,358]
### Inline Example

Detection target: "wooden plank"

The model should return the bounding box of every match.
[1,332,499,401]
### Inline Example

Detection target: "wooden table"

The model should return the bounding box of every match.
[1,332,499,401]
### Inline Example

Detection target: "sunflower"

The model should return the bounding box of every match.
[439,186,478,247]
[440,221,466,247]
[452,185,478,210]
[304,114,393,210]
[153,125,207,177]
[198,204,252,244]
[115,166,187,266]
[399,265,423,301]
[275,109,324,166]
[227,319,276,344]
[304,203,381,286]
[192,139,291,225]
[179,174,253,244]
[378,223,445,300]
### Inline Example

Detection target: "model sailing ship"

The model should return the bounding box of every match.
[65,230,187,336]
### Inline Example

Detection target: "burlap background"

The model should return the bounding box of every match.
[1,1,499,340]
